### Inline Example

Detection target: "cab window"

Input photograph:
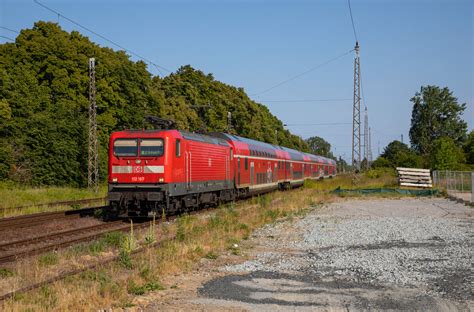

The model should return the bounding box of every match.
[114,139,138,157]
[140,139,164,157]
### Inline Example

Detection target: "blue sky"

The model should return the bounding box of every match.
[1,0,473,161]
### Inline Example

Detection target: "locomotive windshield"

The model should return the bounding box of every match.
[114,139,138,157]
[140,139,164,157]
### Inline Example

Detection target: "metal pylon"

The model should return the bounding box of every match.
[368,126,373,164]
[351,42,361,170]
[88,58,99,192]
[364,106,369,168]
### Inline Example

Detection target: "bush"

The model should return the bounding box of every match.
[431,137,465,170]
[372,157,391,168]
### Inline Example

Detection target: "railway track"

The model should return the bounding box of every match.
[0,220,134,264]
[0,206,105,231]
[0,197,107,216]
[0,206,211,301]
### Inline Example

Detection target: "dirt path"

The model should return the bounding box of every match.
[140,198,473,311]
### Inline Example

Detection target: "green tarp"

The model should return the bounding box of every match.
[332,187,439,196]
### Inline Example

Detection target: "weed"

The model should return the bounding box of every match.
[119,221,137,269]
[119,250,133,269]
[145,215,157,245]
[0,267,14,278]
[94,208,104,218]
[208,214,223,229]
[103,231,126,248]
[69,203,80,210]
[265,209,279,222]
[88,240,106,255]
[38,252,59,266]
[205,251,218,260]
[194,245,204,255]
[127,280,165,295]
[176,219,186,242]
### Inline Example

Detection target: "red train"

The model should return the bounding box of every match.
[107,127,336,217]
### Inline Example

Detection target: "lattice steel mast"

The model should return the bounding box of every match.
[368,126,373,164]
[363,106,369,168]
[88,58,99,193]
[351,42,361,170]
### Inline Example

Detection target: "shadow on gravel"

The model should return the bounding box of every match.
[198,271,450,310]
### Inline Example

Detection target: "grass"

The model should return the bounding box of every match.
[0,182,108,217]
[1,171,400,311]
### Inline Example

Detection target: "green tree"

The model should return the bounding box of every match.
[305,136,332,157]
[380,140,423,168]
[409,86,468,155]
[371,156,391,168]
[430,137,465,170]
[463,130,474,164]
[0,21,310,186]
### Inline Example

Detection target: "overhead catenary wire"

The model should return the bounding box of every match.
[251,49,354,96]
[0,26,20,34]
[347,0,358,42]
[284,122,352,127]
[261,98,352,103]
[0,35,15,42]
[33,0,171,75]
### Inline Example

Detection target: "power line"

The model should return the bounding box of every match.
[284,122,351,127]
[0,26,19,34]
[251,49,354,96]
[33,0,171,75]
[0,35,14,42]
[347,0,359,42]
[260,98,352,103]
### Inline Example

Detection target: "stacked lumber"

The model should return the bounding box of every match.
[396,167,432,188]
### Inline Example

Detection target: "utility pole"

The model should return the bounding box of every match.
[227,111,232,133]
[363,107,369,169]
[351,41,361,171]
[368,126,373,165]
[401,134,403,143]
[88,58,99,193]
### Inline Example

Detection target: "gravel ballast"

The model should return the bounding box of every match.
[198,198,473,311]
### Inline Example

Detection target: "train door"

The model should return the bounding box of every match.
[185,150,192,189]
[250,161,254,186]
[237,157,241,186]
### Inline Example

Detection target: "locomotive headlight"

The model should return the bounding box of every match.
[159,178,164,182]
[112,178,118,182]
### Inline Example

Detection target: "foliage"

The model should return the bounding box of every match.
[371,156,391,168]
[463,130,474,164]
[380,140,423,168]
[305,136,333,157]
[0,22,308,186]
[430,137,465,170]
[409,85,468,155]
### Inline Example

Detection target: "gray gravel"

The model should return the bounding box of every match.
[202,198,474,310]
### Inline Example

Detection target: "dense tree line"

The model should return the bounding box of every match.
[372,86,472,170]
[0,22,308,186]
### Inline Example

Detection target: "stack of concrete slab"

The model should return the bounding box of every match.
[396,167,432,188]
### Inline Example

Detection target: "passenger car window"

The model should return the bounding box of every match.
[140,139,164,157]
[114,139,138,157]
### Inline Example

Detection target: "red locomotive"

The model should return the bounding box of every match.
[107,119,336,218]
